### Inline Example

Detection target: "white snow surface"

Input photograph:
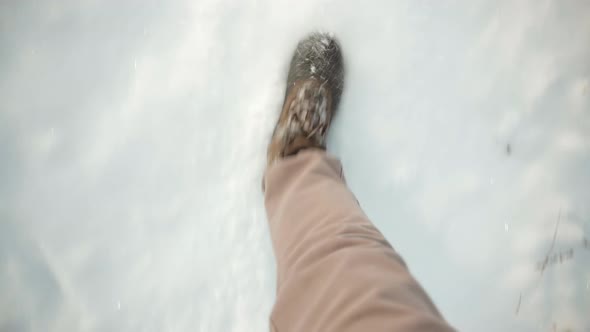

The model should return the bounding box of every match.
[1,0,589,331]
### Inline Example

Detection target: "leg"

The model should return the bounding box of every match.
[264,149,454,332]
[263,32,454,332]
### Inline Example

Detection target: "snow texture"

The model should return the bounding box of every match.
[1,0,589,331]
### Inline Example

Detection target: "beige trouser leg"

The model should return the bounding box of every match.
[264,149,455,332]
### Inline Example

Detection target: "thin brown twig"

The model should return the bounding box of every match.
[516,208,562,316]
[540,208,562,275]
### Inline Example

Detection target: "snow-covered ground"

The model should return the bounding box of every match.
[1,0,589,331]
